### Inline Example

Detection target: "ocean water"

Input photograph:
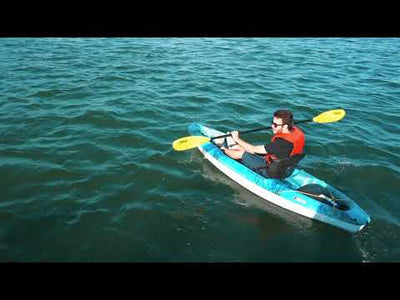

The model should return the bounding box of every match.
[0,38,399,262]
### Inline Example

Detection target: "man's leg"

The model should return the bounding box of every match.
[221,146,268,177]
[221,145,245,160]
[241,152,269,177]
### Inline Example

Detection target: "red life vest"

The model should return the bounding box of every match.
[265,125,305,164]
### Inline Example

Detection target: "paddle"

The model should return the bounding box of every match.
[172,109,346,151]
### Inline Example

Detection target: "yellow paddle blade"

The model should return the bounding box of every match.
[172,136,211,151]
[313,109,346,123]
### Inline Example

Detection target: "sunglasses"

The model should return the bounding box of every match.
[272,122,285,128]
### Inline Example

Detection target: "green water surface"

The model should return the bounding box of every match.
[0,38,399,262]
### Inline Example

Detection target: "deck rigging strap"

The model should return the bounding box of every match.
[278,189,350,207]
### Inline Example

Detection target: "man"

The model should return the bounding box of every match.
[221,109,305,178]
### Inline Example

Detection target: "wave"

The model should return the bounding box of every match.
[2,38,400,261]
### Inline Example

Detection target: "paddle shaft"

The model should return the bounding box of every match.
[210,118,312,140]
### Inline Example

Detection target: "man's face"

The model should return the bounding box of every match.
[271,117,285,134]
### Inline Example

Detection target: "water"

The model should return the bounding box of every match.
[0,38,399,262]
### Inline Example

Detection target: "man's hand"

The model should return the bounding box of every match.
[230,130,240,142]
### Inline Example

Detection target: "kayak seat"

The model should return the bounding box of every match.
[267,153,306,179]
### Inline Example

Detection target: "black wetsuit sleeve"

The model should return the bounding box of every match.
[264,138,294,159]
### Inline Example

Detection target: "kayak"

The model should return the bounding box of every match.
[188,123,371,233]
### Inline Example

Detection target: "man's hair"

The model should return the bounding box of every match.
[274,109,294,130]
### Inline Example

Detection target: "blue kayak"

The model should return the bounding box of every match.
[189,123,371,233]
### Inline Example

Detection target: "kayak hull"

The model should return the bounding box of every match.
[189,123,371,233]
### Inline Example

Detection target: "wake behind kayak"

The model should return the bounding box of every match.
[188,123,371,233]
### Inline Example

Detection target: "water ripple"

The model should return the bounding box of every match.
[1,38,399,262]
